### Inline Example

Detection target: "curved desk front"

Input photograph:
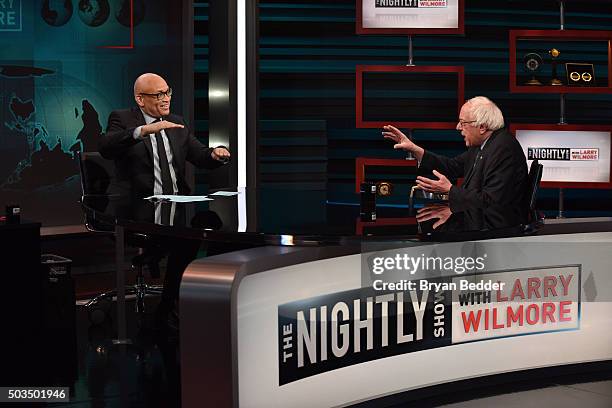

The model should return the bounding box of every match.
[171,191,612,407]
[81,190,612,407]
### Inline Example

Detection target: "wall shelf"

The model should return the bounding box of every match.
[355,65,464,129]
[355,157,417,193]
[509,29,612,94]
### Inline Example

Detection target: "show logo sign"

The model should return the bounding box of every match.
[375,0,447,7]
[528,147,599,161]
[0,0,21,31]
[278,266,580,385]
[278,280,452,385]
[452,267,580,343]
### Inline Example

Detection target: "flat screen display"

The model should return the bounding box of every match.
[515,129,611,184]
[361,0,460,30]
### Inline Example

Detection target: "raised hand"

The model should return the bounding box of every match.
[382,125,424,159]
[141,120,184,137]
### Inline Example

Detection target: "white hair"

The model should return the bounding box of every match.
[466,96,504,131]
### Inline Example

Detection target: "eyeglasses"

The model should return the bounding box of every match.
[139,87,173,101]
[458,120,477,128]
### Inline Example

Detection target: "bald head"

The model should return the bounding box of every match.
[134,73,166,96]
[134,73,172,118]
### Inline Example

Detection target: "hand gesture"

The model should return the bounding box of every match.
[416,204,452,229]
[382,125,415,151]
[416,170,452,193]
[141,120,184,137]
[211,147,231,162]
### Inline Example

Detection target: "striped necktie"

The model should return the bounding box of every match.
[153,119,174,195]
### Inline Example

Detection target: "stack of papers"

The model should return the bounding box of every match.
[144,195,212,202]
[210,191,240,197]
[144,191,240,203]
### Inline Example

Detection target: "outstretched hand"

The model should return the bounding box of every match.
[141,120,184,137]
[416,204,452,229]
[382,125,424,160]
[382,125,414,151]
[416,170,452,193]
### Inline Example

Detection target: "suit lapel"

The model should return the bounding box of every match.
[462,130,500,189]
[132,108,154,163]
[462,149,480,188]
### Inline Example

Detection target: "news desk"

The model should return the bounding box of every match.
[82,188,612,408]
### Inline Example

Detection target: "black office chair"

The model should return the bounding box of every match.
[77,151,164,322]
[526,159,544,223]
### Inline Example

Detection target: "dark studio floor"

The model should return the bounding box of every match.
[38,297,180,408]
[27,293,611,408]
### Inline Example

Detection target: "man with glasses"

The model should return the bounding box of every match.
[99,72,230,196]
[382,96,527,212]
[99,73,230,332]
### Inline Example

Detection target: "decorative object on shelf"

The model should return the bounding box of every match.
[549,48,563,86]
[523,53,543,85]
[565,63,596,87]
[360,182,377,221]
[376,181,393,197]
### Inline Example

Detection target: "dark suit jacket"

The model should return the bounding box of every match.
[98,108,222,197]
[419,128,528,212]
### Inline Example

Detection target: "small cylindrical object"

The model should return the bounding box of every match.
[360,182,377,222]
[6,204,20,224]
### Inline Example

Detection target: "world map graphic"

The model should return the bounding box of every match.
[0,65,110,190]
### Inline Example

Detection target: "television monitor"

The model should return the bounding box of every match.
[512,125,612,188]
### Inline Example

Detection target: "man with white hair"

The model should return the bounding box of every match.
[383,96,527,212]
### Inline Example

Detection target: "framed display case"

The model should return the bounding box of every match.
[355,157,418,193]
[509,30,612,94]
[355,65,464,129]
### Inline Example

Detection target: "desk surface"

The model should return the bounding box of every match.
[81,187,535,245]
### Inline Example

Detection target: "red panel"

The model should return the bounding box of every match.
[510,123,612,189]
[509,29,612,94]
[356,0,465,35]
[355,157,418,193]
[355,65,465,129]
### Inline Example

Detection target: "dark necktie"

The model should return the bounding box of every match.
[153,119,174,194]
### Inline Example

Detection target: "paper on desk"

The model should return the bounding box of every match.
[209,191,240,197]
[144,195,214,202]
